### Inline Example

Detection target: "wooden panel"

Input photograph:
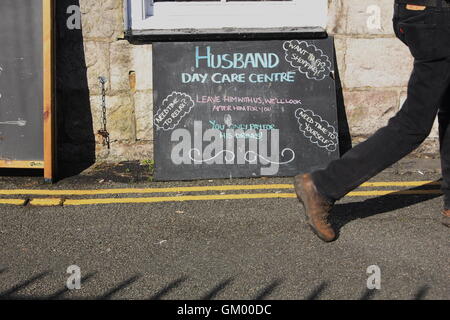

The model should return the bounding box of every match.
[0,160,45,169]
[43,0,55,182]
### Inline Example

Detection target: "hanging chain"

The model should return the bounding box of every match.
[97,76,110,150]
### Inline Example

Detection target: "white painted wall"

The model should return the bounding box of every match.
[127,0,328,30]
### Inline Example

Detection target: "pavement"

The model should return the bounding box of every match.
[0,156,448,300]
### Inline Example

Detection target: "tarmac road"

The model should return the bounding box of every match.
[0,169,448,300]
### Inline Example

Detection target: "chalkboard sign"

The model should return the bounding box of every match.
[153,38,339,181]
[0,0,54,181]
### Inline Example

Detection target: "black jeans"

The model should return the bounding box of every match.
[311,2,450,207]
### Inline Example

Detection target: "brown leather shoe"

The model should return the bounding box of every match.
[293,173,336,242]
[442,210,450,228]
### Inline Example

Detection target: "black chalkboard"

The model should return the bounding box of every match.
[0,0,44,164]
[153,38,339,181]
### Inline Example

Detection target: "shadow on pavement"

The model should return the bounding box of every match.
[305,282,328,300]
[414,285,431,300]
[201,277,234,300]
[0,271,50,300]
[253,278,283,300]
[330,180,443,240]
[0,269,435,300]
[359,288,377,300]
[98,275,142,300]
[149,276,189,300]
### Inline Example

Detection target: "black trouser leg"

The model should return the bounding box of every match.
[311,57,450,202]
[438,84,450,209]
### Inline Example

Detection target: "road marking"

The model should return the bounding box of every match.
[29,198,63,206]
[0,185,294,196]
[0,199,26,206]
[64,193,296,206]
[360,181,440,187]
[62,189,443,206]
[348,189,443,196]
[0,180,441,196]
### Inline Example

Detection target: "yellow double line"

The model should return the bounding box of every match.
[0,180,442,207]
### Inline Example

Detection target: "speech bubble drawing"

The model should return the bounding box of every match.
[295,107,338,152]
[283,40,332,81]
[154,92,195,131]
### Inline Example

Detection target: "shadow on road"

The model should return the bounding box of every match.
[329,180,443,240]
[414,285,431,300]
[0,269,437,300]
[253,278,284,300]
[305,282,328,300]
[201,277,234,300]
[149,276,189,300]
[98,275,142,300]
[0,271,50,300]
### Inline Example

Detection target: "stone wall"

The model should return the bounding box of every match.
[57,0,154,164]
[57,0,439,165]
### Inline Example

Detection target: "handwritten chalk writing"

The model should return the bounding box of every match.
[0,119,27,127]
[211,73,246,83]
[295,108,338,152]
[154,92,195,131]
[224,96,263,104]
[283,41,332,81]
[208,120,276,140]
[194,95,302,108]
[209,120,277,131]
[223,96,302,105]
[183,72,295,84]
[212,105,272,113]
[196,95,221,104]
[222,131,263,140]
[171,121,295,175]
[181,73,208,83]
[263,98,302,105]
[248,72,295,83]
[195,46,280,69]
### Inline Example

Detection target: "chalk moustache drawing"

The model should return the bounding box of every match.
[244,148,295,165]
[188,148,295,166]
[0,118,27,127]
[154,91,195,131]
[295,108,338,152]
[283,40,332,81]
[189,149,235,163]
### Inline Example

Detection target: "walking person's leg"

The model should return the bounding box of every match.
[437,86,450,227]
[294,3,450,241]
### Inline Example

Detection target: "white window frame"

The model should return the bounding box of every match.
[126,0,328,31]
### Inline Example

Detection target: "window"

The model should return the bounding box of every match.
[125,0,328,31]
